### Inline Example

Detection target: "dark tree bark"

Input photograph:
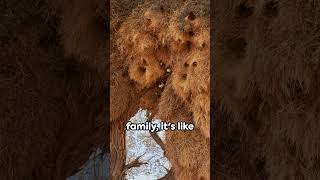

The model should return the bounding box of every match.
[110,117,127,180]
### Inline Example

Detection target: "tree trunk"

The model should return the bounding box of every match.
[110,117,127,180]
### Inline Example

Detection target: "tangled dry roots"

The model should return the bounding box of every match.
[111,0,210,179]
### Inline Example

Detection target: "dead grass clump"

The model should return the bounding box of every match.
[246,0,318,102]
[155,46,173,67]
[59,0,107,73]
[171,56,192,102]
[171,50,209,101]
[167,0,209,53]
[171,49,210,138]
[1,0,108,178]
[192,29,210,52]
[198,160,210,180]
[128,53,165,88]
[264,137,316,180]
[155,79,191,121]
[214,0,320,179]
[213,0,255,118]
[168,0,210,33]
[165,128,210,179]
[117,1,172,57]
[192,94,210,138]
[0,50,54,180]
[112,0,210,178]
[174,168,195,180]
[143,5,169,34]
[156,80,210,179]
[244,2,320,178]
[115,0,180,92]
[134,32,158,53]
[163,0,210,140]
[157,81,209,177]
[174,168,194,180]
[262,97,320,179]
[187,50,210,96]
[0,46,107,179]
[110,0,144,32]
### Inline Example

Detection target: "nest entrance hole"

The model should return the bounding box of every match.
[187,12,196,21]
[263,0,279,17]
[138,66,146,76]
[237,2,254,18]
[181,73,187,80]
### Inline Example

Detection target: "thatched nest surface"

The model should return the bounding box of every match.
[1,0,108,179]
[111,0,210,179]
[213,0,320,179]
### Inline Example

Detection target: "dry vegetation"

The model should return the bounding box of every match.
[213,0,320,179]
[2,0,319,179]
[0,0,108,179]
[111,0,210,179]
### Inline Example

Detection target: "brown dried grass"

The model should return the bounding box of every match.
[112,0,210,179]
[59,0,107,74]
[128,52,165,88]
[0,0,108,179]
[214,0,320,179]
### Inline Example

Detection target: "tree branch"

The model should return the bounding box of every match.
[150,130,166,151]
[120,154,148,179]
